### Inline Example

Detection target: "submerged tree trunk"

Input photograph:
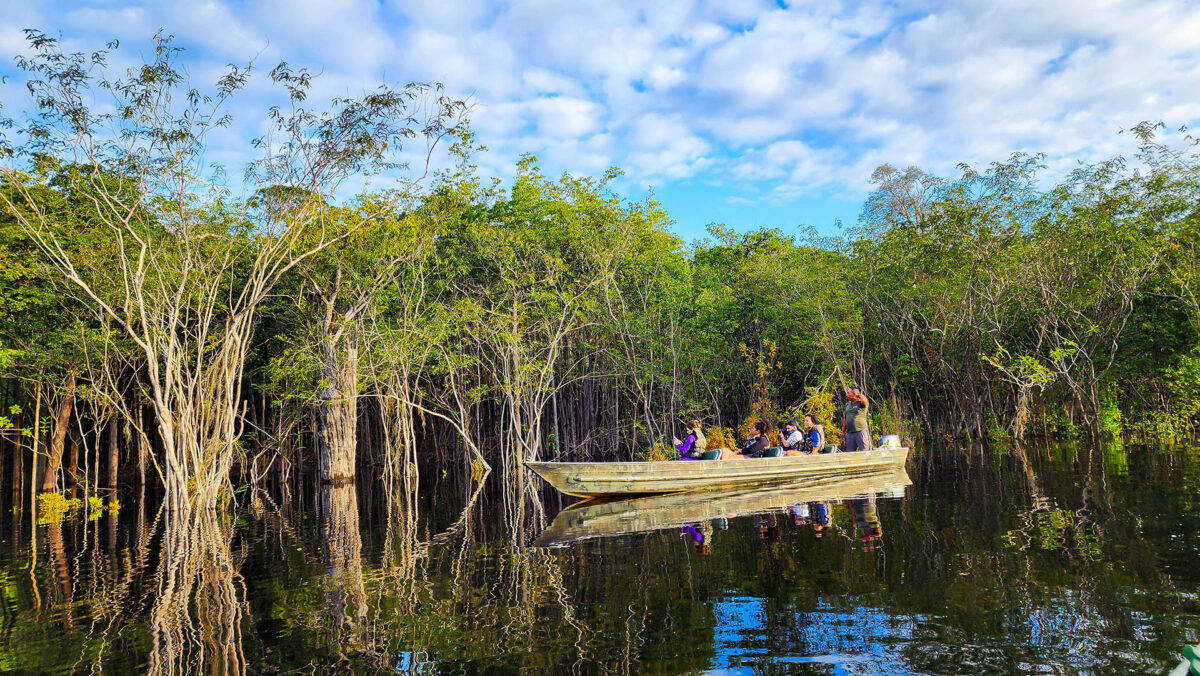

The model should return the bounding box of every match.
[107,416,119,492]
[317,340,358,484]
[41,373,76,493]
[66,434,79,498]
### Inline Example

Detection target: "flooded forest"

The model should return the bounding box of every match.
[1,33,1199,674]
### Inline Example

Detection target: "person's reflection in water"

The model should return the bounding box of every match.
[755,513,782,543]
[847,496,883,551]
[681,521,714,555]
[789,502,810,527]
[810,501,831,539]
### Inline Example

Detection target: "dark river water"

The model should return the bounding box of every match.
[1,441,1198,674]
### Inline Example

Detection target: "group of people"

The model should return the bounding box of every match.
[790,497,882,547]
[681,496,884,554]
[673,386,873,461]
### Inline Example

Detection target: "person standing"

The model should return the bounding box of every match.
[841,386,873,452]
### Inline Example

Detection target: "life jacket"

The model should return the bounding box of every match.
[809,425,825,452]
[693,428,707,455]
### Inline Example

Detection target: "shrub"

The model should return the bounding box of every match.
[705,427,736,450]
[637,441,676,462]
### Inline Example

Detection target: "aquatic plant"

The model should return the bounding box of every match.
[35,492,81,525]
[86,496,105,520]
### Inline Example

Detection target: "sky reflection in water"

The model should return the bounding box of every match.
[0,442,1198,674]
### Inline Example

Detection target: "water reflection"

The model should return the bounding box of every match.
[149,508,246,676]
[319,483,366,657]
[533,467,910,547]
[848,496,882,550]
[1,442,1199,674]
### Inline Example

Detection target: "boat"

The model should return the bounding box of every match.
[533,466,911,547]
[525,446,909,498]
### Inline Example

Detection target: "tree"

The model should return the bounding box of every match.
[0,31,461,513]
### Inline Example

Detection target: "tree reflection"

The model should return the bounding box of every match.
[2,441,1198,673]
[148,509,246,676]
[319,483,368,658]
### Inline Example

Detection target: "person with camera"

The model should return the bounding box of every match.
[783,414,826,455]
[777,419,804,456]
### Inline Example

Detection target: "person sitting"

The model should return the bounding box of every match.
[802,414,825,454]
[783,415,824,456]
[777,420,803,455]
[672,419,708,460]
[712,420,771,459]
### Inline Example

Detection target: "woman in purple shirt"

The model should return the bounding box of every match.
[673,419,707,460]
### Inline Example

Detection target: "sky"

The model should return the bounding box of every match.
[3,0,1200,240]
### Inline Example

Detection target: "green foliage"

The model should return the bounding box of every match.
[1097,388,1124,439]
[1043,409,1082,439]
[1164,347,1200,434]
[1,20,1198,484]
[35,492,81,524]
[86,496,105,520]
[636,442,675,462]
[984,410,1010,447]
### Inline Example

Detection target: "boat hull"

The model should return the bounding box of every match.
[533,466,911,547]
[525,446,909,497]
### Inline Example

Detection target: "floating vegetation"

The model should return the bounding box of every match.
[86,496,105,520]
[35,492,120,524]
[36,492,82,525]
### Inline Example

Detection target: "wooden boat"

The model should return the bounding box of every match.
[533,466,911,547]
[526,446,908,498]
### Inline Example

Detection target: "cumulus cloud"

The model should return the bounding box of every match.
[3,0,1200,225]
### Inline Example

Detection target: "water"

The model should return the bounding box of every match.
[1,442,1198,674]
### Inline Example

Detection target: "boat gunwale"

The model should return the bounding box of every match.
[526,446,908,469]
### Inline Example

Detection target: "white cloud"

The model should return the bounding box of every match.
[525,96,603,139]
[5,0,1200,224]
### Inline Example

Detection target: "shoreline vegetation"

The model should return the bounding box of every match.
[0,31,1198,519]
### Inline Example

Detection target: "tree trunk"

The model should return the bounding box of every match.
[11,427,22,500]
[66,433,79,498]
[40,373,76,493]
[136,404,146,486]
[317,341,358,484]
[107,416,119,491]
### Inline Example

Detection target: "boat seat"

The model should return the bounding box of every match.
[762,446,784,458]
[699,449,722,460]
[819,444,838,454]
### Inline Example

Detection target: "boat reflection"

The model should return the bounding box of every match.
[533,467,911,547]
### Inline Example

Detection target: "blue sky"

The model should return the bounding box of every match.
[4,1,1200,240]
